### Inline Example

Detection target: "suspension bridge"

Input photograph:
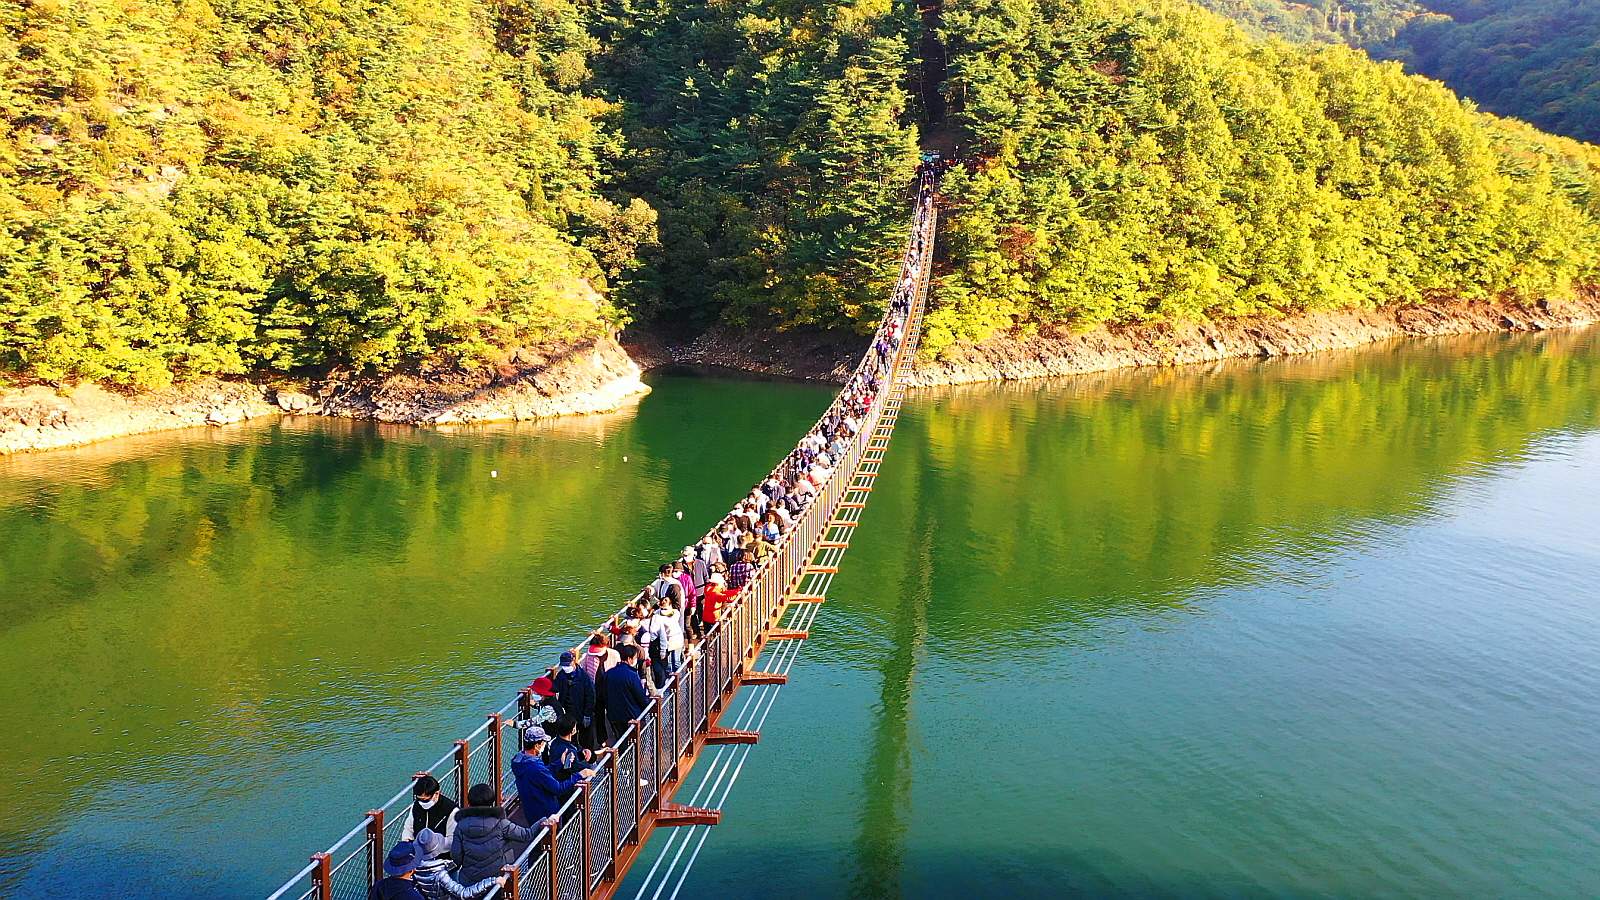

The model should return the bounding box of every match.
[264,168,940,900]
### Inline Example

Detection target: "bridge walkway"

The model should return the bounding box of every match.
[264,168,939,900]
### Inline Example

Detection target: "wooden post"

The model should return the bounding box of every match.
[311,852,332,900]
[488,713,503,806]
[366,810,385,885]
[546,817,560,900]
[653,708,665,802]
[630,718,645,832]
[518,687,533,720]
[578,778,592,899]
[454,739,470,807]
[606,750,620,874]
[500,864,521,900]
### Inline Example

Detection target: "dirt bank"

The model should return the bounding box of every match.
[622,325,871,381]
[0,332,649,455]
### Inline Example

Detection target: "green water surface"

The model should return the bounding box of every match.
[3,330,1600,899]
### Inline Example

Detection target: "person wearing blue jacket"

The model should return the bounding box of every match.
[511,725,594,824]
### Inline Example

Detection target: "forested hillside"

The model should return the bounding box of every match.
[0,0,646,386]
[582,0,921,332]
[5,0,1600,386]
[923,0,1600,352]
[1193,0,1430,46]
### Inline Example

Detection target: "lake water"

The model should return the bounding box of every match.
[2,329,1599,898]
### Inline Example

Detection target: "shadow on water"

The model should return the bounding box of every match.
[845,446,939,900]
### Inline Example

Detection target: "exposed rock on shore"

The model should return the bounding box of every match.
[5,296,1596,457]
[631,326,870,381]
[0,333,649,455]
[0,382,278,455]
[656,295,1600,386]
[317,333,649,425]
[905,294,1600,386]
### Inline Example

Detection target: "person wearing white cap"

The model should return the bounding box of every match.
[702,571,735,628]
[680,546,708,641]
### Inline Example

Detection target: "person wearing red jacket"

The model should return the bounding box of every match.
[701,572,737,627]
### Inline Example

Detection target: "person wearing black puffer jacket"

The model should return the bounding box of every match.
[450,783,536,884]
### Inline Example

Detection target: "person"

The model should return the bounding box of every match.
[528,674,559,720]
[580,635,619,747]
[413,829,503,900]
[543,715,591,779]
[681,547,708,642]
[714,524,734,564]
[698,535,722,569]
[368,841,426,900]
[511,725,595,824]
[646,598,685,686]
[603,645,649,741]
[681,545,708,598]
[727,549,754,591]
[641,562,686,610]
[701,571,735,628]
[749,529,775,564]
[401,774,459,842]
[549,650,595,742]
[451,783,536,885]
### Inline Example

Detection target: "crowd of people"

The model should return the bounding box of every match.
[364,174,936,900]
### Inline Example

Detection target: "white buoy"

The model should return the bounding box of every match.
[491,471,498,478]
[675,511,683,519]
[623,456,628,462]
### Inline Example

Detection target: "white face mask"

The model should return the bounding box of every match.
[560,665,575,674]
[417,796,438,809]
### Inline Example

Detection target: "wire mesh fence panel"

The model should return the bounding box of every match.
[519,846,553,900]
[615,742,638,842]
[382,804,409,850]
[637,712,658,810]
[501,721,523,803]
[327,842,371,900]
[437,764,462,809]
[678,670,692,751]
[468,735,497,790]
[587,771,612,890]
[555,813,584,900]
[657,694,675,784]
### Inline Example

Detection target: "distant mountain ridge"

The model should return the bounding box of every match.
[1193,0,1600,145]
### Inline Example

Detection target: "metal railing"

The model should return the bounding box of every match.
[264,170,939,900]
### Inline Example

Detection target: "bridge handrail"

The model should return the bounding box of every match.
[264,170,938,900]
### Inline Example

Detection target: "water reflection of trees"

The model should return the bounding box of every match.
[837,327,1600,896]
[903,328,1600,626]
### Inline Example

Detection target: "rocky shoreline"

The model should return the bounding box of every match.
[903,292,1600,386]
[0,333,650,456]
[5,295,1599,456]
